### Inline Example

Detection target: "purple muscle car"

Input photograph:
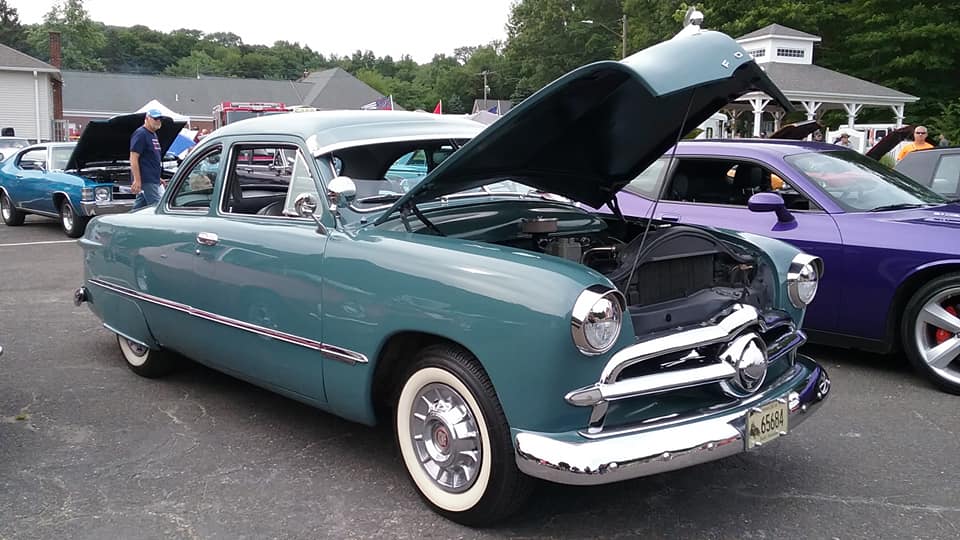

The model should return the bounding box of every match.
[610,139,960,393]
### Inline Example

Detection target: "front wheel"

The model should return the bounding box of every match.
[902,273,960,394]
[59,200,89,238]
[117,335,176,378]
[1,191,25,226]
[395,345,532,526]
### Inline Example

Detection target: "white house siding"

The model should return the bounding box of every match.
[0,70,54,140]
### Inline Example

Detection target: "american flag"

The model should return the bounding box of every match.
[361,95,394,110]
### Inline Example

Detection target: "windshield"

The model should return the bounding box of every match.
[785,150,946,211]
[51,146,74,170]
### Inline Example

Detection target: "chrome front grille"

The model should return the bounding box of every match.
[565,304,804,436]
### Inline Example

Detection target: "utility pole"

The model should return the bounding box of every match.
[478,70,495,103]
[621,14,627,59]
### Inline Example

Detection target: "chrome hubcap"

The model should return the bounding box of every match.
[125,339,148,357]
[62,207,73,230]
[408,382,482,493]
[914,287,960,386]
[1,196,10,220]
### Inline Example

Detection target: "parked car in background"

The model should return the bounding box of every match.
[613,139,960,393]
[0,113,185,237]
[0,136,30,161]
[74,30,830,525]
[895,146,960,200]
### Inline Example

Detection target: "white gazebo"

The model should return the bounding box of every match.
[725,24,918,136]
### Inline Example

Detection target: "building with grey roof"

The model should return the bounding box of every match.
[0,41,61,140]
[728,23,918,136]
[61,67,389,131]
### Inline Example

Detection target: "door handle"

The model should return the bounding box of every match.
[659,213,681,222]
[196,232,219,246]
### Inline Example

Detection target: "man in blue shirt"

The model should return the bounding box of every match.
[130,109,164,209]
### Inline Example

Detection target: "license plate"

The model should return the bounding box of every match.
[747,400,788,449]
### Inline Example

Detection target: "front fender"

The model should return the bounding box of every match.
[320,230,635,433]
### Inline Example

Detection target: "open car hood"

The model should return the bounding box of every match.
[376,30,791,221]
[769,120,822,140]
[865,124,915,161]
[65,112,186,171]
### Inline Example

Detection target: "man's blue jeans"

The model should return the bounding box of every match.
[131,182,162,210]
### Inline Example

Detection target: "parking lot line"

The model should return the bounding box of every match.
[0,239,77,247]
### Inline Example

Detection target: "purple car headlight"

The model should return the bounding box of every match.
[787,253,823,308]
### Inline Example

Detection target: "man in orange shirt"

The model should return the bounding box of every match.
[896,126,934,161]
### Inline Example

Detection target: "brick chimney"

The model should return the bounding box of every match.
[49,31,64,122]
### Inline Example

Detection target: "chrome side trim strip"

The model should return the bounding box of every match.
[103,322,151,350]
[88,278,368,365]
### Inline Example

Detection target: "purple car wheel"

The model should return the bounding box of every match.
[904,274,960,394]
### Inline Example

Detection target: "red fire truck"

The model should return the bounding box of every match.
[212,101,289,129]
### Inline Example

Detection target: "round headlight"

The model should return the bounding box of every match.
[787,254,822,308]
[571,286,625,355]
[94,186,111,202]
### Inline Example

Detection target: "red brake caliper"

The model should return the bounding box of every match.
[935,305,958,345]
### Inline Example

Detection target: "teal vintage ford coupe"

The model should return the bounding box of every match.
[75,29,830,525]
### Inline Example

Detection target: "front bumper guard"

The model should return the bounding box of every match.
[514,354,829,486]
[80,199,134,216]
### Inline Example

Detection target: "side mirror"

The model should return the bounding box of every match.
[327,175,357,209]
[748,192,795,223]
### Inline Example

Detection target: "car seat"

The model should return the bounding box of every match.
[256,200,285,216]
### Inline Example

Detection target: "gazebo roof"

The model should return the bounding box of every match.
[759,63,917,104]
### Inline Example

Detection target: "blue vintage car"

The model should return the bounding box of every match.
[75,30,830,525]
[0,113,185,237]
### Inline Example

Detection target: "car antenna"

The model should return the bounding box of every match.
[622,89,697,292]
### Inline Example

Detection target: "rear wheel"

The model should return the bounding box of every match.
[0,192,25,226]
[394,345,532,526]
[902,273,960,394]
[59,200,89,238]
[117,335,176,378]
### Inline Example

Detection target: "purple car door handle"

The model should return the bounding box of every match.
[659,214,681,222]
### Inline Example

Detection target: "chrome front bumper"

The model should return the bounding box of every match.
[80,200,134,216]
[514,354,829,486]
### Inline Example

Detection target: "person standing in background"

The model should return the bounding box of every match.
[130,109,164,210]
[896,126,934,161]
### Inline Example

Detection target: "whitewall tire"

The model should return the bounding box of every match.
[394,345,532,526]
[117,335,175,378]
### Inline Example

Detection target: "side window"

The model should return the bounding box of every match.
[221,145,295,216]
[17,148,47,171]
[169,147,222,209]
[282,151,321,216]
[664,160,816,210]
[626,158,667,198]
[932,155,960,197]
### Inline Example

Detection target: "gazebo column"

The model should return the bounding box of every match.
[842,103,863,127]
[801,101,822,121]
[725,108,744,137]
[772,110,786,131]
[748,97,770,137]
[890,104,905,127]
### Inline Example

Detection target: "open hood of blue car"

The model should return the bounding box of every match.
[65,113,186,171]
[375,30,791,223]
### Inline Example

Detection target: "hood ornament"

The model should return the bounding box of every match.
[674,5,704,39]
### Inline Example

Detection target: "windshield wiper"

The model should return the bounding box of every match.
[868,203,930,212]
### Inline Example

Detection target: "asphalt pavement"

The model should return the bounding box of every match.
[1,215,958,539]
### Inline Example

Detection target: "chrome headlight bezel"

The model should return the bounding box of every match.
[571,285,626,356]
[94,186,111,202]
[80,187,94,201]
[787,253,823,308]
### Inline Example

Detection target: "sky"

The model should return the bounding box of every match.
[10,0,517,64]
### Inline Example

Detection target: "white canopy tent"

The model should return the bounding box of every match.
[136,99,190,123]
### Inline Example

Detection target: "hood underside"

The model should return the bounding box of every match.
[376,30,791,222]
[66,113,186,171]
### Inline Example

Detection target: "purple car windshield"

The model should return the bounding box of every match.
[784,150,946,212]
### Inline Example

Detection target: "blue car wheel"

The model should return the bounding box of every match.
[1,192,25,226]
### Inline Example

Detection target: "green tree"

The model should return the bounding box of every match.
[0,0,28,52]
[27,0,107,70]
